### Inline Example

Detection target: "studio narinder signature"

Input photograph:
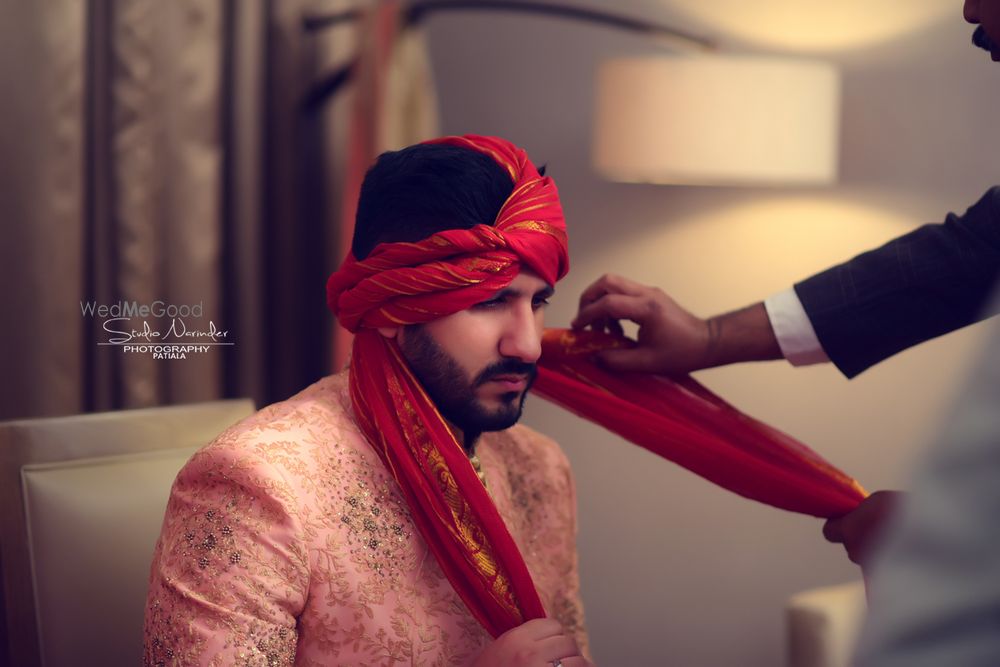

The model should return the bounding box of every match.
[102,317,230,344]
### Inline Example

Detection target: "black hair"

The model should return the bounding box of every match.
[351,143,516,259]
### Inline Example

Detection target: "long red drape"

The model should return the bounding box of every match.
[328,135,565,636]
[535,328,866,518]
[327,134,866,639]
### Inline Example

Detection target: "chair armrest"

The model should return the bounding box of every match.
[786,580,866,667]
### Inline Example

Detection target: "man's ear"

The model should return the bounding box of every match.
[376,326,401,339]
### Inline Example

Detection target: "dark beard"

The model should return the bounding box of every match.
[972,25,998,53]
[398,325,537,449]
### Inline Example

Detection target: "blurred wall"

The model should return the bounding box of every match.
[425,1,1000,665]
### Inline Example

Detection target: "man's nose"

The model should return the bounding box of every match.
[499,304,543,363]
[965,0,980,23]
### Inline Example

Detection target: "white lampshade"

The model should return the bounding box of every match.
[593,55,841,186]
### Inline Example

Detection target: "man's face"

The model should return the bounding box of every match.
[965,0,1000,60]
[397,269,553,438]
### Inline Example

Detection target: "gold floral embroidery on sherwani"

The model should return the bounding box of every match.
[143,371,588,666]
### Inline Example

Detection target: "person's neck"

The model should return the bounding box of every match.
[445,419,481,455]
[462,431,482,455]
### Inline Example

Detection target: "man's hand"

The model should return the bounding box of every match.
[823,490,904,568]
[570,273,711,374]
[473,618,594,667]
[571,273,781,375]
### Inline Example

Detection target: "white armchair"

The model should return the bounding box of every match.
[0,399,254,667]
[787,580,867,667]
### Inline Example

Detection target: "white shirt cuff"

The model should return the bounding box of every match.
[764,288,830,366]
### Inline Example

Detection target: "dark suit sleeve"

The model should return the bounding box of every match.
[793,187,1000,379]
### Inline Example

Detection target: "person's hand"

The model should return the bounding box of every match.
[571,273,711,375]
[823,490,904,568]
[472,618,594,667]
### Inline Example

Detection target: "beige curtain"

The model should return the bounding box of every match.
[2,0,238,418]
[1,0,89,419]
[0,0,440,421]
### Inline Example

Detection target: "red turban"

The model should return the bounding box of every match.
[328,135,569,332]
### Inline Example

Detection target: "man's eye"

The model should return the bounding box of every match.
[473,298,505,310]
[532,297,551,310]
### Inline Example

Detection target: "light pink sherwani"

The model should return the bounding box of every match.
[143,371,588,666]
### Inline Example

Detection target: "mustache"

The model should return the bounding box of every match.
[474,359,538,387]
[972,26,998,52]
